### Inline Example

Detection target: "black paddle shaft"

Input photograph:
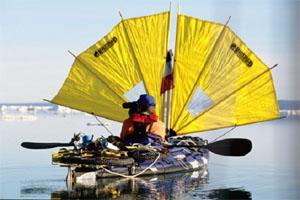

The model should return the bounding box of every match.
[21,142,73,149]
[167,138,252,157]
[21,138,252,156]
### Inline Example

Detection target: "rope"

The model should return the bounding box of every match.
[100,153,160,178]
[176,139,197,146]
[211,125,237,142]
[93,115,114,135]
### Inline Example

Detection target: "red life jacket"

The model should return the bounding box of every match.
[131,113,157,124]
[120,113,165,141]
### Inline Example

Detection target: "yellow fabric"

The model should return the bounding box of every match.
[171,15,280,134]
[52,12,279,134]
[52,12,170,122]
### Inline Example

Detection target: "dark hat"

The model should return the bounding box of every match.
[137,94,156,107]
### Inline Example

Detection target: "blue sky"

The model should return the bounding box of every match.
[1,0,299,102]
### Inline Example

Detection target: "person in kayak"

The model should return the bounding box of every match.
[120,94,166,145]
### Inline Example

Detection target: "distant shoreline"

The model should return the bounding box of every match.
[0,100,299,118]
[1,100,299,109]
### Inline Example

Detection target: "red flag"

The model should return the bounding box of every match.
[160,50,174,94]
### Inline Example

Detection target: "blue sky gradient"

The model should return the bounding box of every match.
[1,0,299,102]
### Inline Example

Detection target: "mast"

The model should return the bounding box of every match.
[166,81,172,130]
[165,50,174,131]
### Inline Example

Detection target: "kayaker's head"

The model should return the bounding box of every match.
[137,94,156,114]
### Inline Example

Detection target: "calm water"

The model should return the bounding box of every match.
[0,113,299,199]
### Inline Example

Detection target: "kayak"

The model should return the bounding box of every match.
[51,136,209,183]
[21,134,251,184]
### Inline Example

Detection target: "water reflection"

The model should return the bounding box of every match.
[20,169,251,199]
[195,188,252,199]
[55,170,209,199]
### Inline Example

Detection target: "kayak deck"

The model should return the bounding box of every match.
[52,136,209,183]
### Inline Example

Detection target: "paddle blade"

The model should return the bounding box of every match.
[21,142,73,149]
[207,138,252,156]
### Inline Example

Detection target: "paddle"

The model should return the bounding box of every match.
[21,142,74,149]
[21,138,252,156]
[167,138,252,156]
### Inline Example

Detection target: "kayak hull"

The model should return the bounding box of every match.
[52,136,209,183]
[62,147,209,183]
